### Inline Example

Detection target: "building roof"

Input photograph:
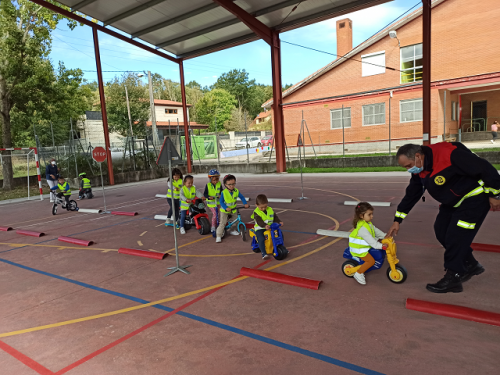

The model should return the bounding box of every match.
[263,0,446,108]
[146,121,208,129]
[154,99,192,107]
[49,0,390,60]
[255,111,271,119]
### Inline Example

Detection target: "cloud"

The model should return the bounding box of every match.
[212,75,217,78]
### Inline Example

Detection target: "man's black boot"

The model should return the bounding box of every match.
[461,262,485,282]
[426,270,463,293]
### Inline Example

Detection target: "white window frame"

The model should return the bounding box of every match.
[362,103,386,126]
[330,107,351,129]
[399,98,423,123]
[361,51,386,77]
[400,44,423,84]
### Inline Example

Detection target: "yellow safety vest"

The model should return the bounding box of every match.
[180,186,196,210]
[58,182,72,196]
[206,182,221,208]
[251,207,275,230]
[349,220,375,258]
[167,179,183,200]
[82,178,91,189]
[221,188,239,214]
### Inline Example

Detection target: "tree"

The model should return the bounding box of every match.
[195,89,236,132]
[0,0,78,190]
[211,69,255,114]
[225,105,252,132]
[103,73,150,138]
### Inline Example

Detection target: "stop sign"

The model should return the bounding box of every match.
[92,147,107,163]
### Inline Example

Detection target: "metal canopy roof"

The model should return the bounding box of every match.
[54,0,389,59]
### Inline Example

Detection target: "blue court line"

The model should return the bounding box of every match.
[0,257,384,375]
[0,217,142,254]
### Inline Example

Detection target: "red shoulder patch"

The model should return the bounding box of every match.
[428,142,457,177]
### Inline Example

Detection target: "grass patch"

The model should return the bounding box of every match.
[288,164,500,173]
[0,186,47,201]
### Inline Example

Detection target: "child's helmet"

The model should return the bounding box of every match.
[208,169,220,178]
[223,174,236,186]
[79,172,86,177]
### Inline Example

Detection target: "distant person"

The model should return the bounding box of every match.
[78,172,93,200]
[46,158,59,202]
[491,121,498,144]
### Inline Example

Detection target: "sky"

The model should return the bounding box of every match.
[49,0,420,88]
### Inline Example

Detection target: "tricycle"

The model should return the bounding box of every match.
[249,223,288,260]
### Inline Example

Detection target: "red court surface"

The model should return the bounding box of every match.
[0,173,499,375]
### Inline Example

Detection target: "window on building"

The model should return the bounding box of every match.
[401,43,423,83]
[361,51,386,77]
[330,107,351,129]
[363,103,386,126]
[400,98,423,123]
[165,109,178,114]
[451,101,457,121]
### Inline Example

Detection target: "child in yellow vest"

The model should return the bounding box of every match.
[215,174,249,243]
[50,176,72,210]
[165,168,183,226]
[203,169,221,233]
[251,194,284,259]
[179,175,204,234]
[349,202,387,285]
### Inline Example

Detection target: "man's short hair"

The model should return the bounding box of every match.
[396,144,423,160]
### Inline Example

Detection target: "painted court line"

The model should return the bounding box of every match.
[0,340,54,375]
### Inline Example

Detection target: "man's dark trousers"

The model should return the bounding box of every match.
[434,194,490,273]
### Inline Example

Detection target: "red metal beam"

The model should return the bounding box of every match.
[212,0,272,45]
[271,32,286,173]
[29,0,179,64]
[422,0,431,145]
[93,28,114,185]
[179,61,193,173]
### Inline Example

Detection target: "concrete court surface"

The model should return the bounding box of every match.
[0,173,499,375]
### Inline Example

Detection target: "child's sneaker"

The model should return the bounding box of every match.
[211,226,216,233]
[180,227,186,235]
[354,273,366,285]
[215,237,222,243]
[165,217,172,224]
[230,230,239,236]
[77,197,81,200]
[262,254,270,260]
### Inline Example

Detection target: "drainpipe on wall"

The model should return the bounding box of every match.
[458,95,462,142]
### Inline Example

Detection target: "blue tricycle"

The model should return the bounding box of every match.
[249,223,288,260]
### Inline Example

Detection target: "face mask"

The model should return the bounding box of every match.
[407,157,423,174]
[51,161,56,165]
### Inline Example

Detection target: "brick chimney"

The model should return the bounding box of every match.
[336,18,352,58]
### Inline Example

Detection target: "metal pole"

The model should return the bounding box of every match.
[443,90,447,141]
[70,118,78,178]
[342,105,345,158]
[301,111,306,161]
[165,147,191,277]
[27,151,30,200]
[215,116,220,170]
[100,162,108,213]
[389,93,392,155]
[147,71,160,147]
[245,115,249,165]
[50,121,56,150]
[422,0,432,145]
[179,60,193,173]
[92,28,115,185]
[298,115,307,200]
[125,86,136,171]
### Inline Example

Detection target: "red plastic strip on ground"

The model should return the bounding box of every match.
[58,236,94,247]
[118,247,166,260]
[16,229,45,237]
[0,340,54,375]
[111,211,138,216]
[472,243,500,253]
[406,298,500,327]
[0,226,13,231]
[240,267,322,290]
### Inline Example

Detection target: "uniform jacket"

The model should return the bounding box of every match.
[395,142,500,223]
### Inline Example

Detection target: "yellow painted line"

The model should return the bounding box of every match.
[162,236,210,254]
[139,231,147,237]
[156,223,166,227]
[137,241,143,247]
[0,235,344,339]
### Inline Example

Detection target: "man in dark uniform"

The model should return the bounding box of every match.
[387,142,500,293]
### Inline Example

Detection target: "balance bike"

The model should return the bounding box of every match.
[52,196,78,215]
[341,237,407,283]
[214,206,247,241]
[249,223,288,260]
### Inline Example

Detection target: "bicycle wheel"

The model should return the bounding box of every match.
[52,204,58,215]
[68,200,78,211]
[238,223,247,242]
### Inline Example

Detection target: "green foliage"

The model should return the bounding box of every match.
[103,73,150,138]
[195,89,236,131]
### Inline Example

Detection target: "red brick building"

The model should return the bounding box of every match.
[264,0,500,150]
